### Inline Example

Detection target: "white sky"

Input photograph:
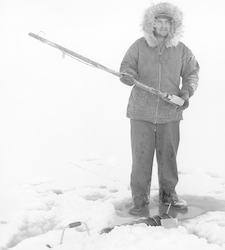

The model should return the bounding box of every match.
[0,0,225,181]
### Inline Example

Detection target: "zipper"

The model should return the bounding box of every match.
[154,46,165,124]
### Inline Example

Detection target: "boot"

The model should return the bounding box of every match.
[159,190,188,209]
[160,197,188,209]
[129,195,149,215]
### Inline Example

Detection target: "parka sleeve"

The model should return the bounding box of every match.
[120,40,139,82]
[180,47,200,97]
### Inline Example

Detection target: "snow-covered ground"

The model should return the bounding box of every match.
[1,157,225,250]
[1,0,225,249]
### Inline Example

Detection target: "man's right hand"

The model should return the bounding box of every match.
[120,72,136,86]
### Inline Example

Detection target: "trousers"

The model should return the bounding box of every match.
[130,119,180,200]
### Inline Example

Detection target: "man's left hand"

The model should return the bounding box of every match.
[177,90,190,110]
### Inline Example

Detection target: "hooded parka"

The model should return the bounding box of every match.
[120,3,200,213]
[120,2,200,124]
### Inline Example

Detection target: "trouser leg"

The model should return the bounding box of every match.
[130,119,155,203]
[155,122,180,199]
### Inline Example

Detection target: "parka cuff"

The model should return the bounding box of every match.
[121,70,138,79]
[181,82,198,97]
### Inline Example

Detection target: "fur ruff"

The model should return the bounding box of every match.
[141,2,184,47]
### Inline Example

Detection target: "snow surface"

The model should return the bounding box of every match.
[1,0,225,249]
[1,158,225,250]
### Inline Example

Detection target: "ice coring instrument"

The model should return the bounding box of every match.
[101,203,179,234]
[28,32,185,106]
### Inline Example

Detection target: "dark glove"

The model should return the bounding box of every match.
[120,72,136,86]
[177,90,190,110]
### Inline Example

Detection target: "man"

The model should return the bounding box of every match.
[120,2,200,215]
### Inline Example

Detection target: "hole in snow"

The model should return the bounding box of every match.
[85,192,106,201]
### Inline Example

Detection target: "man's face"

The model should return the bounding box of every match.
[154,18,172,37]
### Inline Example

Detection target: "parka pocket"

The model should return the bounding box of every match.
[132,88,150,107]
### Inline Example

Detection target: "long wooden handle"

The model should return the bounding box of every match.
[28,32,184,106]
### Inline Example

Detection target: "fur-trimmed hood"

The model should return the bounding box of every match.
[142,2,184,47]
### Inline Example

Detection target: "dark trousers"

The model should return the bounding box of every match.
[130,119,180,200]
